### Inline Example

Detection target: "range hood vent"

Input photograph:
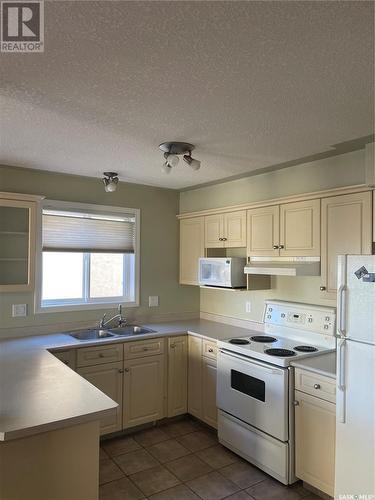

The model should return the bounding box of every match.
[244,257,321,277]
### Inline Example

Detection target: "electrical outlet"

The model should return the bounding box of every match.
[245,301,252,313]
[12,304,27,317]
[148,296,159,307]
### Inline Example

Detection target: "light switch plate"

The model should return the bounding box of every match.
[245,301,252,313]
[12,304,27,317]
[148,296,159,307]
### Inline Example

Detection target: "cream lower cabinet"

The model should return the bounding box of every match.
[320,191,372,297]
[202,356,218,428]
[179,217,205,285]
[294,373,336,497]
[188,335,217,428]
[77,361,123,435]
[123,354,166,429]
[167,336,188,417]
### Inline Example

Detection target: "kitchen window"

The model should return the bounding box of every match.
[36,201,140,312]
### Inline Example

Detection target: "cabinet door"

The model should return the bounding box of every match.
[295,390,336,496]
[52,349,76,370]
[205,214,224,248]
[321,191,372,296]
[202,357,217,428]
[0,199,36,292]
[167,336,188,417]
[123,354,166,429]
[247,206,280,256]
[188,335,203,419]
[77,361,123,435]
[180,217,205,285]
[279,199,320,256]
[224,211,247,247]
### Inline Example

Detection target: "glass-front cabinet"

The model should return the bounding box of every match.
[0,193,43,292]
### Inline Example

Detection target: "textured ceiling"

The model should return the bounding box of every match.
[0,0,374,189]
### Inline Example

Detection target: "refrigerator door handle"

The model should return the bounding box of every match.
[337,284,347,337]
[337,339,346,424]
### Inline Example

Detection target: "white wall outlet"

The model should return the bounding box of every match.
[148,296,159,307]
[12,304,27,317]
[245,301,252,313]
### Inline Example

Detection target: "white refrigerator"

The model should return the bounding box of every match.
[335,255,375,498]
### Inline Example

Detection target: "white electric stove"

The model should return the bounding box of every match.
[217,300,336,485]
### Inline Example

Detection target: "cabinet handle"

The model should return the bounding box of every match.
[273,245,279,249]
[170,344,175,348]
[143,347,149,351]
[63,360,69,365]
[278,244,284,249]
[222,237,227,241]
[208,348,214,353]
[313,384,321,390]
[124,368,130,372]
[99,353,105,358]
[118,369,124,373]
[320,286,326,291]
[293,400,300,406]
[218,237,223,241]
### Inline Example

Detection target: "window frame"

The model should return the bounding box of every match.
[34,200,140,313]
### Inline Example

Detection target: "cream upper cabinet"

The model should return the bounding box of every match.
[179,217,205,285]
[187,335,203,418]
[321,191,372,296]
[247,206,280,256]
[167,336,188,418]
[77,362,123,435]
[279,199,320,256]
[205,214,224,248]
[205,211,246,248]
[0,195,40,292]
[202,356,217,429]
[123,354,166,429]
[295,389,336,496]
[247,200,320,257]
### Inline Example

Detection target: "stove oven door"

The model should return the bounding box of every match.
[217,349,289,441]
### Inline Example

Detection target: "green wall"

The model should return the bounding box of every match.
[0,165,200,337]
[180,149,367,322]
[180,150,365,213]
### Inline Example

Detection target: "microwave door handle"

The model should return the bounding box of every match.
[219,349,282,374]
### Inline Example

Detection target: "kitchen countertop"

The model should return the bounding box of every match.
[0,319,254,442]
[291,351,337,379]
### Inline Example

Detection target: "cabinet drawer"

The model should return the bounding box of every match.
[202,339,217,360]
[124,338,165,359]
[295,368,336,403]
[52,349,76,370]
[77,343,123,367]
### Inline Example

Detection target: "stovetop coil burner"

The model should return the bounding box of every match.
[294,345,318,352]
[250,335,277,343]
[229,338,250,345]
[264,348,296,357]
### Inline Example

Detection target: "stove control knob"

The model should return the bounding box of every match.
[293,400,300,406]
[308,318,313,323]
[267,314,271,319]
[324,324,329,330]
[281,313,285,318]
[314,384,321,390]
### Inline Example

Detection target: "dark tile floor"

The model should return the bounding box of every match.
[99,416,321,500]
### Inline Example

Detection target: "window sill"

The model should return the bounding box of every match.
[35,300,139,314]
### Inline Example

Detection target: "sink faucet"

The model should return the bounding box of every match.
[99,304,126,328]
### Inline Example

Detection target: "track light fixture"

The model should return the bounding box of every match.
[159,142,201,174]
[102,172,119,192]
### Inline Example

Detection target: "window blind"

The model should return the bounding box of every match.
[42,210,135,253]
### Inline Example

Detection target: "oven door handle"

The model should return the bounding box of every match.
[219,349,284,374]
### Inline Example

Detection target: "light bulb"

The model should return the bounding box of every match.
[104,180,117,192]
[161,161,172,174]
[166,154,179,168]
[183,154,201,171]
[189,158,201,171]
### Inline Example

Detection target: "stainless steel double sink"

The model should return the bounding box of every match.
[69,325,155,341]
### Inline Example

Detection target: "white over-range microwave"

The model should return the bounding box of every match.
[198,257,247,288]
